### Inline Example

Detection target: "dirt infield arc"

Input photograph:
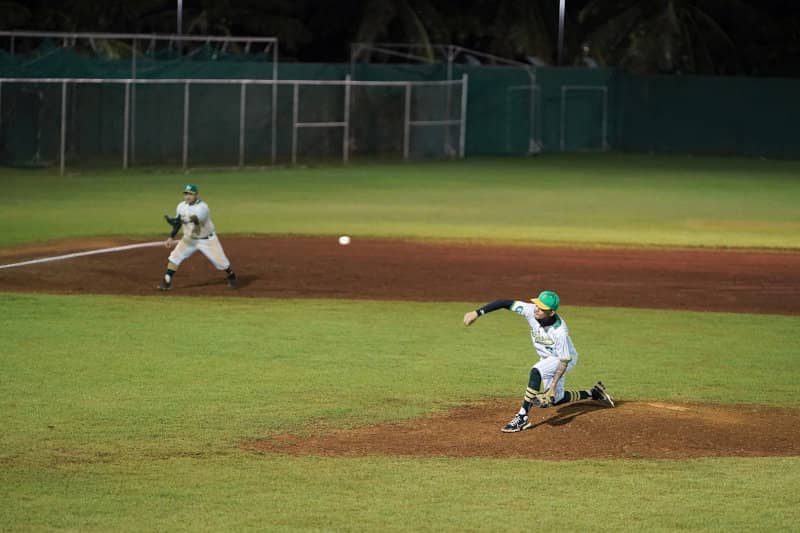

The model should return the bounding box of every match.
[2,235,799,459]
[1,235,799,315]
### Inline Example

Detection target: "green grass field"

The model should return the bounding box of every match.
[1,154,799,248]
[2,155,799,531]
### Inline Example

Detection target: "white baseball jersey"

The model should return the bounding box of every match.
[510,301,578,363]
[175,200,215,239]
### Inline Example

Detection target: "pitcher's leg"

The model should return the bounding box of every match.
[159,239,196,290]
[535,357,570,404]
[198,236,237,288]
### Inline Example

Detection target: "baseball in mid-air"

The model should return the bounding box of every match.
[338,235,351,246]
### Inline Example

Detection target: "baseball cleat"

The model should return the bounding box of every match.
[227,275,237,289]
[591,381,615,408]
[157,280,172,291]
[501,413,531,433]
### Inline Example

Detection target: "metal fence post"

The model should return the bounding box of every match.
[291,83,299,165]
[182,81,190,170]
[446,46,454,155]
[59,81,67,175]
[131,39,136,166]
[459,74,468,158]
[403,82,411,160]
[560,86,566,151]
[271,45,278,165]
[343,75,351,163]
[602,86,609,150]
[239,82,247,167]
[123,82,130,169]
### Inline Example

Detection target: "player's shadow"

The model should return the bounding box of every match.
[182,274,258,289]
[531,402,614,428]
[230,274,257,289]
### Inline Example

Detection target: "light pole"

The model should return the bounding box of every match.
[177,0,183,37]
[557,0,565,65]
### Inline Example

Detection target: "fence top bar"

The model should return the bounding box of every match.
[0,77,466,87]
[0,30,278,43]
[352,42,528,67]
[355,46,434,64]
[561,85,608,90]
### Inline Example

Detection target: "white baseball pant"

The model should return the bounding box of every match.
[168,234,231,270]
[533,356,578,404]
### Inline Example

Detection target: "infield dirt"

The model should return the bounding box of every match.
[1,235,799,315]
[2,235,799,459]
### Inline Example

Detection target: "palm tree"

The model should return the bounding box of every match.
[474,0,559,64]
[0,1,32,30]
[353,0,449,62]
[578,0,765,75]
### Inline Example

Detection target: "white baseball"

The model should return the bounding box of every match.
[338,235,351,246]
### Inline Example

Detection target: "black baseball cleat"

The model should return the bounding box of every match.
[226,274,237,289]
[157,279,172,291]
[501,413,531,433]
[591,381,615,408]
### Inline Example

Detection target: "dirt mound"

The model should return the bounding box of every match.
[1,236,799,315]
[245,400,800,460]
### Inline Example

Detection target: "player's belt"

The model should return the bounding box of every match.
[191,232,214,240]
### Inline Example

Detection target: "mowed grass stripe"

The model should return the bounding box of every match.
[2,456,799,531]
[1,154,799,248]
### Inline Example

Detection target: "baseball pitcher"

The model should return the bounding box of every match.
[158,184,237,291]
[463,290,615,433]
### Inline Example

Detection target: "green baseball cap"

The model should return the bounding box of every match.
[532,290,560,311]
[183,184,199,194]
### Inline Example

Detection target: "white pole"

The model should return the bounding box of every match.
[177,0,183,37]
[530,86,537,153]
[239,82,246,166]
[182,82,190,170]
[459,74,468,158]
[291,83,298,165]
[271,44,278,165]
[403,83,411,160]
[558,0,566,65]
[446,46,454,155]
[602,86,609,150]
[59,81,67,175]
[560,86,566,151]
[343,75,351,163]
[130,39,136,166]
[123,81,130,168]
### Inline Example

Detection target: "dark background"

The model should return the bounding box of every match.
[2,0,799,76]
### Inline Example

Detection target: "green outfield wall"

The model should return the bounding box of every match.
[2,45,798,166]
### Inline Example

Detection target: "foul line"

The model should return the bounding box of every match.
[0,241,164,270]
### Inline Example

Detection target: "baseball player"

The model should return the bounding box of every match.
[463,290,615,433]
[157,184,237,291]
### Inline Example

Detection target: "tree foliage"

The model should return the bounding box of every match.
[1,0,797,76]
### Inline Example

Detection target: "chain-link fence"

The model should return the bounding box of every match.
[0,76,467,172]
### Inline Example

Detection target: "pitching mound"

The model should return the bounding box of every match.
[244,400,800,460]
[2,235,800,314]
